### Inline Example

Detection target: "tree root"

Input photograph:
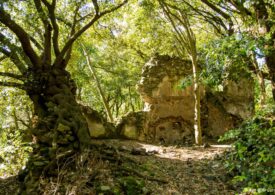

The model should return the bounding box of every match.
[91,144,169,184]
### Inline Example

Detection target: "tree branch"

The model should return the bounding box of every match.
[41,0,60,56]
[53,0,128,68]
[77,13,94,23]
[17,118,32,129]
[33,0,52,65]
[92,0,100,15]
[63,3,82,66]
[160,2,189,50]
[0,47,28,74]
[180,0,229,35]
[56,16,73,28]
[0,81,25,89]
[0,8,41,67]
[0,32,29,72]
[0,72,25,80]
[201,0,231,21]
[201,0,234,35]
[30,36,43,50]
[0,55,7,62]
[42,24,52,66]
[33,0,49,27]
[227,0,252,16]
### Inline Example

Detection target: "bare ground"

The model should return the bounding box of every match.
[0,139,237,195]
[88,139,236,195]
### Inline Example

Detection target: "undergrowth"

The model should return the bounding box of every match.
[0,127,32,177]
[219,105,275,194]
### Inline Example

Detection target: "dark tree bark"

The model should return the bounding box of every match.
[0,0,128,193]
[21,67,91,193]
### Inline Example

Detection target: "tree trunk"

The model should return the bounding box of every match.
[128,86,135,112]
[191,56,202,146]
[20,67,90,193]
[83,48,114,122]
[253,1,275,102]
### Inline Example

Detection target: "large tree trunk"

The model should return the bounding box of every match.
[20,67,90,193]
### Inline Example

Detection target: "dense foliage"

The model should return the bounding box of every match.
[0,87,32,177]
[0,0,274,193]
[0,127,32,177]
[220,107,275,192]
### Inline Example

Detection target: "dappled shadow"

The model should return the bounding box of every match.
[90,139,236,195]
[0,139,236,194]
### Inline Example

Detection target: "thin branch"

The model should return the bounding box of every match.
[227,0,252,16]
[201,0,232,21]
[0,56,7,62]
[63,3,82,66]
[30,36,43,50]
[198,9,228,31]
[33,0,49,27]
[0,47,27,74]
[56,16,73,28]
[54,0,128,68]
[33,0,52,65]
[41,0,60,56]
[0,72,25,80]
[0,33,29,72]
[0,81,25,89]
[180,0,229,35]
[191,13,224,35]
[92,0,100,15]
[71,3,81,36]
[77,13,94,23]
[17,118,32,129]
[160,2,189,50]
[201,0,234,35]
[0,8,41,67]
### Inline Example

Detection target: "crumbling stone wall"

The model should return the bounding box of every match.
[116,111,147,140]
[137,55,192,103]
[118,55,254,144]
[81,106,116,138]
[135,55,202,144]
[84,54,254,144]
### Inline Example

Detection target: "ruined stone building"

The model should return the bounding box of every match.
[118,55,254,144]
[85,55,254,144]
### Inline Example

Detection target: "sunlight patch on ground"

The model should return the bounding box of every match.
[139,143,231,161]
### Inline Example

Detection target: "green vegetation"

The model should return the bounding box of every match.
[220,106,275,192]
[118,176,146,195]
[0,127,32,176]
[0,0,274,193]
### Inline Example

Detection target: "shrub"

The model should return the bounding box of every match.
[219,115,275,191]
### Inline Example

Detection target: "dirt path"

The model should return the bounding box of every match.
[91,139,236,195]
[0,139,236,195]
